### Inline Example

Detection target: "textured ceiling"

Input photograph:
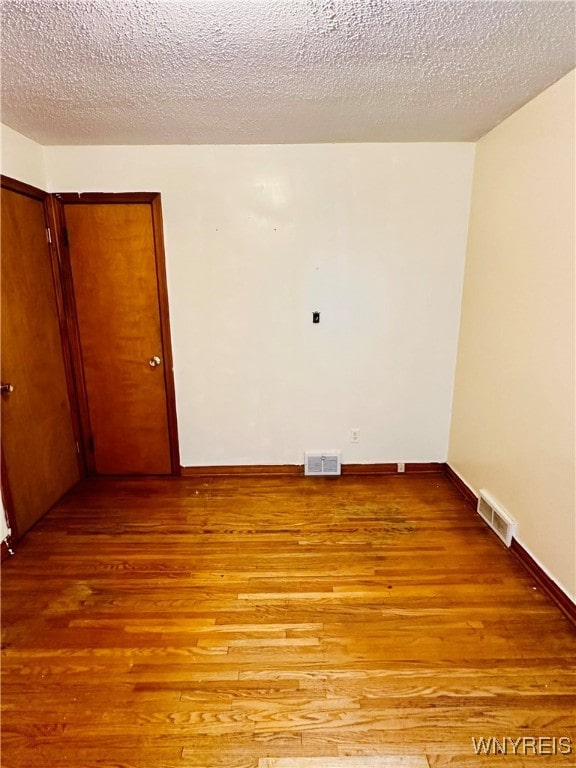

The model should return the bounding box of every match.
[1,0,575,145]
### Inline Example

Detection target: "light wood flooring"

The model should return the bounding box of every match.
[2,474,575,767]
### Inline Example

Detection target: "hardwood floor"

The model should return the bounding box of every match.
[2,474,575,767]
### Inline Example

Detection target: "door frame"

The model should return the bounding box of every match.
[49,192,181,476]
[1,175,85,549]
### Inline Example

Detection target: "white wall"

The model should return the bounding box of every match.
[0,496,10,545]
[449,70,575,601]
[44,143,474,466]
[0,124,46,189]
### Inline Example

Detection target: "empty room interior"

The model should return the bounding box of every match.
[1,1,575,767]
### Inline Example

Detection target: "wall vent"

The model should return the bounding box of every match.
[304,451,341,476]
[477,489,516,547]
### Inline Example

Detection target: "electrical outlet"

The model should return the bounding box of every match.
[351,429,360,444]
[397,462,405,473]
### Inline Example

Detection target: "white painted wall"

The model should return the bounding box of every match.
[449,70,576,601]
[44,143,474,466]
[0,496,10,544]
[0,124,46,189]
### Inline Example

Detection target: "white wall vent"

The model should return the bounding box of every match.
[477,489,516,547]
[304,451,341,476]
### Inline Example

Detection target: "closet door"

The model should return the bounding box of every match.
[1,178,79,539]
[61,194,178,475]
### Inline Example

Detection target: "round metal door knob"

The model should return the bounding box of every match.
[148,356,162,367]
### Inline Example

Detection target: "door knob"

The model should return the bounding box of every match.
[148,356,162,368]
[1,383,14,394]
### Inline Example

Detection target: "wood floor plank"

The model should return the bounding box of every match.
[2,474,575,767]
[258,758,429,767]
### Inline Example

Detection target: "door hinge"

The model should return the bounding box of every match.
[62,228,69,247]
[46,227,52,244]
[75,441,80,454]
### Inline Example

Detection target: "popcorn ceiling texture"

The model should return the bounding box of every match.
[1,0,574,145]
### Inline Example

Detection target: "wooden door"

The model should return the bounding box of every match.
[61,195,178,475]
[1,179,80,539]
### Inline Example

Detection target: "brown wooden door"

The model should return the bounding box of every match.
[62,196,177,475]
[1,180,79,539]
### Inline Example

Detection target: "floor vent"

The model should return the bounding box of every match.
[304,451,341,476]
[477,489,516,547]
